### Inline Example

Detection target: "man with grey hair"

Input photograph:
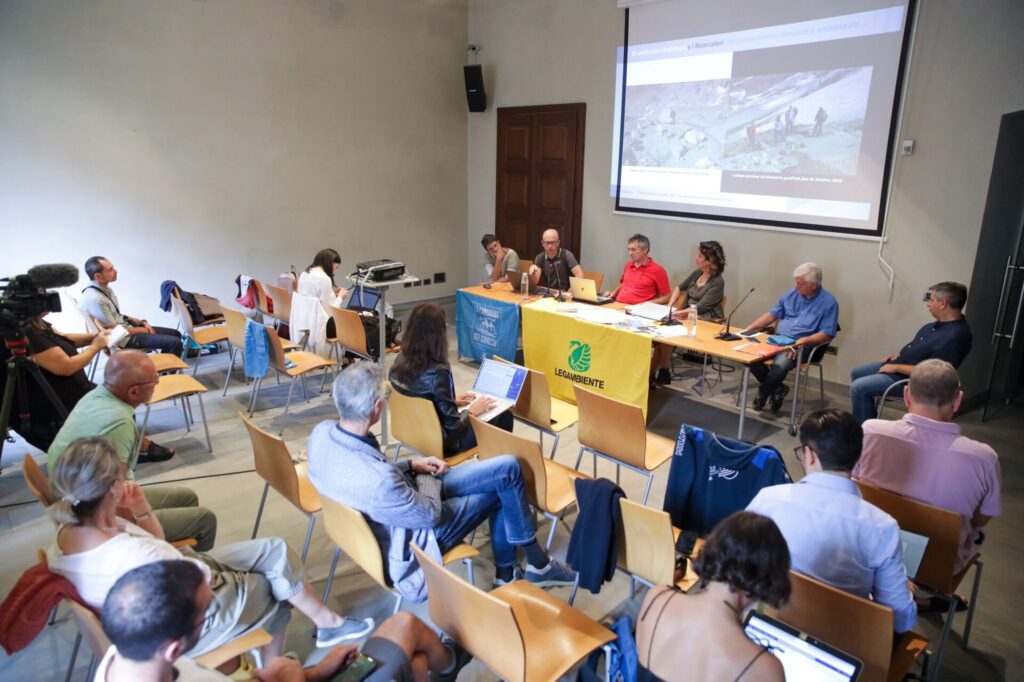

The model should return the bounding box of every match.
[741,262,839,412]
[604,233,671,305]
[307,362,576,602]
[855,359,1000,576]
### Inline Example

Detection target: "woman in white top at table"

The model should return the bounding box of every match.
[298,248,348,336]
[47,436,373,659]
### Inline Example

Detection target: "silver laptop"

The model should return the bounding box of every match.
[569,276,614,305]
[900,530,929,579]
[744,611,862,682]
[469,358,529,422]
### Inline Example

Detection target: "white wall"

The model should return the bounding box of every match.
[0,0,469,328]
[467,0,1024,384]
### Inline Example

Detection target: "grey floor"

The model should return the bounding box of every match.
[1,305,1021,681]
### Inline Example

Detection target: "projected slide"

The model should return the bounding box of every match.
[612,2,914,236]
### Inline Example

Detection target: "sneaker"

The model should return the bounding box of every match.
[752,391,768,411]
[433,637,473,682]
[493,567,523,588]
[136,442,175,464]
[769,384,790,413]
[524,559,577,588]
[656,368,672,385]
[315,616,375,648]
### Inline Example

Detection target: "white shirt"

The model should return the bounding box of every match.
[298,267,342,313]
[94,646,228,682]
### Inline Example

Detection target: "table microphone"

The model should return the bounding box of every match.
[662,303,680,326]
[715,287,755,340]
[548,261,565,302]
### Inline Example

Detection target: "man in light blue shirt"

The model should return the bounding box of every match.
[747,409,917,633]
[741,262,839,412]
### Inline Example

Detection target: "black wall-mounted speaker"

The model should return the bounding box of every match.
[464,64,487,113]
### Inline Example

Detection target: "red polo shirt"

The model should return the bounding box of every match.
[616,257,670,305]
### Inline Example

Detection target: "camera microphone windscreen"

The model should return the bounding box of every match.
[27,263,80,289]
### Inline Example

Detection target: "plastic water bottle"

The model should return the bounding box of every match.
[520,272,529,296]
[688,304,699,337]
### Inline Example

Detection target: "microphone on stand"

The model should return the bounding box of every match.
[549,262,564,302]
[662,301,680,326]
[715,287,756,340]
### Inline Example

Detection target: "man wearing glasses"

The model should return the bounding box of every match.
[527,227,584,291]
[848,281,972,423]
[47,351,217,549]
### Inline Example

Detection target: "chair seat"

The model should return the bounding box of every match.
[548,398,579,433]
[193,324,229,345]
[491,581,615,681]
[194,628,273,669]
[643,432,675,471]
[542,460,588,515]
[150,354,189,374]
[293,460,323,514]
[280,338,300,351]
[148,374,208,403]
[281,350,336,376]
[444,449,478,467]
[889,631,929,682]
[441,542,481,564]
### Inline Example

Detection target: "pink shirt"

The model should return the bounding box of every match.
[856,413,1001,573]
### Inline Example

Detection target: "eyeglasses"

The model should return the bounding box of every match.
[542,240,559,246]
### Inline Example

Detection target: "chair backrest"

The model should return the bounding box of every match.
[855,480,961,593]
[716,295,728,322]
[327,304,371,358]
[278,272,298,292]
[22,456,55,507]
[169,295,196,336]
[320,496,391,590]
[574,385,648,469]
[618,498,676,586]
[410,544,527,682]
[387,388,444,458]
[511,366,554,429]
[253,279,274,318]
[580,269,604,291]
[264,283,293,322]
[264,324,289,372]
[67,599,111,660]
[765,570,893,682]
[222,307,249,349]
[239,412,306,511]
[471,416,547,508]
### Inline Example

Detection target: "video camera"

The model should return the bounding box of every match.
[0,263,79,333]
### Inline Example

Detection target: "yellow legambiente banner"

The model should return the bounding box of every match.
[521,299,652,415]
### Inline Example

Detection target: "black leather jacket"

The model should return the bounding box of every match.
[389,363,468,454]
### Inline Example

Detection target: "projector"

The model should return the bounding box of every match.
[354,259,406,282]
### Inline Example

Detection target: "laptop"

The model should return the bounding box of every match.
[346,285,382,311]
[569,276,615,305]
[469,358,530,422]
[900,530,929,579]
[507,269,557,296]
[743,611,863,682]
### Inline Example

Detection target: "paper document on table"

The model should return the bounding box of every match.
[576,307,628,325]
[654,325,692,339]
[625,302,672,321]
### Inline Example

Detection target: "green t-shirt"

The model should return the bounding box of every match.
[484,247,521,278]
[47,385,139,480]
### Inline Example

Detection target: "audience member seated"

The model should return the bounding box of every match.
[47,437,372,658]
[47,351,217,549]
[527,227,583,291]
[747,409,916,632]
[298,248,348,337]
[389,303,512,455]
[603,233,671,305]
[308,361,577,602]
[651,240,727,385]
[856,360,1000,576]
[741,262,838,413]
[0,313,110,452]
[98,560,470,682]
[480,233,520,284]
[849,281,972,423]
[635,511,789,682]
[79,256,184,357]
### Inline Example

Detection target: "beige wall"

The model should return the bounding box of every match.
[1,0,469,328]
[467,0,1024,384]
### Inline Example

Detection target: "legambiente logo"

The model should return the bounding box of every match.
[556,340,605,388]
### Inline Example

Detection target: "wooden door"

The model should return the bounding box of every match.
[495,103,586,263]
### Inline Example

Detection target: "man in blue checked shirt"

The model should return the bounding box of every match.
[740,262,839,412]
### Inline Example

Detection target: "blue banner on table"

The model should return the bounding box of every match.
[456,290,519,362]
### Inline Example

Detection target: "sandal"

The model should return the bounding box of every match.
[137,442,176,464]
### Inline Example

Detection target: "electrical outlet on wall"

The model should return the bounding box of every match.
[434,272,446,284]
[422,278,431,286]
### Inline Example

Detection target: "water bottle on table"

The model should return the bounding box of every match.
[520,272,529,296]
[688,304,699,336]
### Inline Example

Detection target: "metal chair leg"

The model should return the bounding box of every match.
[196,393,212,452]
[252,482,270,539]
[545,513,558,551]
[64,631,82,682]
[322,547,341,604]
[574,447,585,471]
[247,376,263,416]
[279,378,297,436]
[641,472,654,506]
[464,558,475,587]
[222,346,237,396]
[930,597,958,682]
[301,514,316,564]
[962,560,983,648]
[568,574,580,606]
[392,592,403,615]
[549,432,560,460]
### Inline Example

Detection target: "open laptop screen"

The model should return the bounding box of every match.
[472,358,528,401]
[743,612,862,682]
[347,286,382,311]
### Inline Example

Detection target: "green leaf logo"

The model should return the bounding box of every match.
[568,340,591,373]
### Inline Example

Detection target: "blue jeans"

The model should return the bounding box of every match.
[849,361,904,423]
[749,345,821,397]
[434,455,536,568]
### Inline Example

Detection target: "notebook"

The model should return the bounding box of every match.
[568,276,614,305]
[469,358,529,422]
[743,612,863,682]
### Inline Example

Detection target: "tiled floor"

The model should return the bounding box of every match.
[1,307,1021,680]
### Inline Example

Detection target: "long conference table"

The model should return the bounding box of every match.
[456,283,787,440]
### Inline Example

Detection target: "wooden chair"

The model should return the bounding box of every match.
[857,480,983,676]
[617,498,701,594]
[580,269,604,291]
[387,388,477,466]
[319,496,478,613]
[326,304,373,363]
[221,307,299,396]
[22,455,54,506]
[169,295,228,376]
[876,378,910,419]
[765,571,929,682]
[246,325,336,436]
[471,416,588,550]
[263,283,294,327]
[411,544,614,682]
[239,412,322,563]
[572,385,674,504]
[150,353,189,374]
[496,358,578,459]
[134,373,212,468]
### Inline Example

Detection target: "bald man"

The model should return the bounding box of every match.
[47,351,217,549]
[528,227,583,291]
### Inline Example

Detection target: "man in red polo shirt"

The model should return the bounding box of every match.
[604,233,671,305]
